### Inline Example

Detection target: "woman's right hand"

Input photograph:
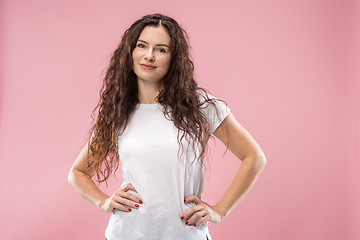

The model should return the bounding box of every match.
[100,183,143,213]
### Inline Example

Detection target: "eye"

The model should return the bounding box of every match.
[157,48,166,53]
[137,43,145,48]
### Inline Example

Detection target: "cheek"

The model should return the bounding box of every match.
[132,52,140,69]
[162,56,172,69]
[132,50,141,61]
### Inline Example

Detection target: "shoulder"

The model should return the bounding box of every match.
[195,90,218,104]
[196,90,229,110]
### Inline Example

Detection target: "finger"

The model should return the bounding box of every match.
[121,183,138,193]
[113,195,140,209]
[116,189,143,204]
[186,209,208,226]
[184,195,202,204]
[110,201,132,212]
[193,213,211,227]
[181,204,204,222]
[119,191,143,204]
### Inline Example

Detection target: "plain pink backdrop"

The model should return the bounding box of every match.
[0,0,359,239]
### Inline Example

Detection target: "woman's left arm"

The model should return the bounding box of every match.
[180,112,267,226]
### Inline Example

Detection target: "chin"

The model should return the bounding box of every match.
[136,76,161,83]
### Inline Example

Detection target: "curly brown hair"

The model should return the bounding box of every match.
[86,13,229,186]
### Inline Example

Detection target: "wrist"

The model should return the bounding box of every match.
[98,195,109,212]
[213,203,228,221]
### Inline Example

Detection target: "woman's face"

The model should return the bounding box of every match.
[132,26,172,85]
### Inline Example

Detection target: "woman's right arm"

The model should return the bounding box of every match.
[67,141,142,213]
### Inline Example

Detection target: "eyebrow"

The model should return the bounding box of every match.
[137,39,170,48]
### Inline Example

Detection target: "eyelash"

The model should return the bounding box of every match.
[137,43,167,53]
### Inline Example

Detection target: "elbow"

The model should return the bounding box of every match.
[254,152,266,166]
[258,155,266,170]
[246,154,266,171]
[67,168,75,186]
[249,155,266,176]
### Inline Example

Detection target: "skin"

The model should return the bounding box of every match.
[132,25,172,104]
[67,25,266,227]
[180,113,266,226]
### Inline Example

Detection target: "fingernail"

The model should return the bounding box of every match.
[185,221,188,225]
[184,199,186,203]
[180,216,184,220]
[139,200,143,204]
[194,223,197,227]
[135,204,139,208]
[128,208,132,212]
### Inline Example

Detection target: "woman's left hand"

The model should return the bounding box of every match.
[180,195,224,227]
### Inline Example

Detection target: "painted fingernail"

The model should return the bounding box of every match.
[135,204,139,208]
[194,223,197,227]
[184,199,186,203]
[139,200,143,204]
[128,208,132,212]
[180,216,184,220]
[185,221,188,225]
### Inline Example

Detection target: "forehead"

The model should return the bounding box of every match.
[138,26,171,45]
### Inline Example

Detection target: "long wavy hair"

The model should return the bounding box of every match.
[86,13,229,186]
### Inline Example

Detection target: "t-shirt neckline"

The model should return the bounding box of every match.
[137,103,161,109]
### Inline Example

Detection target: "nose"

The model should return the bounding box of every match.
[144,48,155,62]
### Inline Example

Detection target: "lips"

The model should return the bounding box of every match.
[140,64,156,70]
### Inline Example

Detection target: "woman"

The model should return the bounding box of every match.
[68,13,266,240]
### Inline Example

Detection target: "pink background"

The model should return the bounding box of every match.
[1,0,359,239]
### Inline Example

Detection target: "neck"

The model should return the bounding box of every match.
[137,79,162,104]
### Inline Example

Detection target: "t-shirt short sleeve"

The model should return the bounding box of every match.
[198,91,231,135]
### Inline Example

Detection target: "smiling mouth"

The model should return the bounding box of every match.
[140,64,156,70]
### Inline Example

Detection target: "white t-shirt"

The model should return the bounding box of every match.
[104,91,231,240]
